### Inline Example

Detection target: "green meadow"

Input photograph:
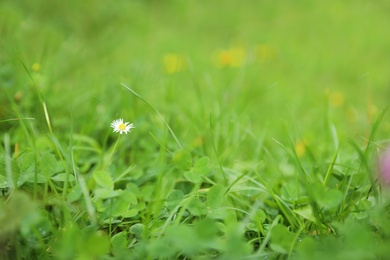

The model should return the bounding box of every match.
[1,0,390,259]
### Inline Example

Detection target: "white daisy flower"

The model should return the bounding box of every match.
[111,118,135,134]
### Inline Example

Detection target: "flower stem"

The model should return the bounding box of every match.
[103,135,120,170]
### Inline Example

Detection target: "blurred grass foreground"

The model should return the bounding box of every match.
[1,0,390,259]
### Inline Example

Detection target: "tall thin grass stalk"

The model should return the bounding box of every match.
[4,133,14,191]
[103,134,120,170]
[121,83,182,150]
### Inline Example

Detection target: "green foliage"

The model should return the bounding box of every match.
[51,224,110,259]
[270,224,296,254]
[1,0,390,259]
[94,170,114,190]
[207,184,225,209]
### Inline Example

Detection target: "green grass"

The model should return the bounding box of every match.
[1,0,390,259]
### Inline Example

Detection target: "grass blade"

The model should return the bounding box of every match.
[120,83,182,150]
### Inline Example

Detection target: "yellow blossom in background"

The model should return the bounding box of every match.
[192,136,204,148]
[345,107,358,123]
[255,44,275,63]
[162,54,186,74]
[295,139,308,158]
[30,62,48,90]
[213,47,246,68]
[32,63,41,72]
[367,103,378,124]
[329,91,345,107]
[368,103,378,118]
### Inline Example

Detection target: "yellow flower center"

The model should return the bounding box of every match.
[119,123,127,131]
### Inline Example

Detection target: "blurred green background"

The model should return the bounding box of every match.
[2,0,389,139]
